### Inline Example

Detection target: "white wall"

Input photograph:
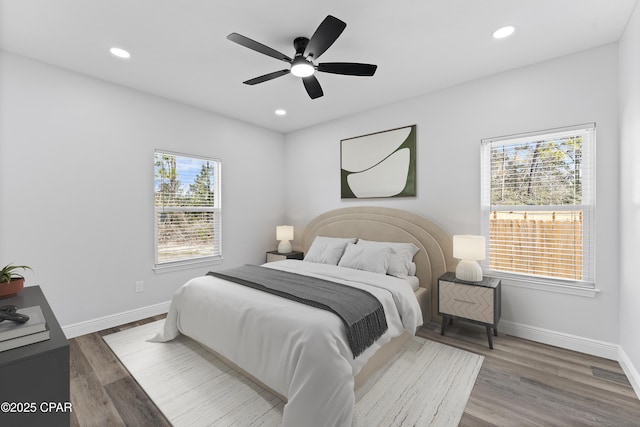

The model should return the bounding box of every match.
[619,2,640,395]
[0,52,285,328]
[285,44,620,355]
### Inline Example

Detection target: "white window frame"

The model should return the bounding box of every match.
[153,150,222,272]
[480,123,596,296]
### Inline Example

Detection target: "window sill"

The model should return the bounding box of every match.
[486,272,600,298]
[154,256,223,274]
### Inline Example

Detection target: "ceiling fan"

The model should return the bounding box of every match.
[227,15,377,99]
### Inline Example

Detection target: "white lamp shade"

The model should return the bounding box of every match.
[453,235,486,261]
[276,225,294,241]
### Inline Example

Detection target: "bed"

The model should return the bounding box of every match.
[153,206,456,427]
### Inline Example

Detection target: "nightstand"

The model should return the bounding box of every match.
[438,272,501,349]
[266,250,304,263]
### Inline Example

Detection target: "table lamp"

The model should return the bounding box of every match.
[453,235,485,282]
[276,225,294,253]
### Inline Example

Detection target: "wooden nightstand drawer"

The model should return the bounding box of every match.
[439,280,494,323]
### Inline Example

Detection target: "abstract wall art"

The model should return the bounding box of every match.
[340,125,416,199]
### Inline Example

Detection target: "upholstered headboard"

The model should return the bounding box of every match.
[301,206,456,323]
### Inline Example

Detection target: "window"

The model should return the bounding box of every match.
[154,150,222,270]
[480,124,595,289]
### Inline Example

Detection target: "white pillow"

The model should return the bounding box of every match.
[356,240,419,277]
[304,236,357,265]
[338,243,391,275]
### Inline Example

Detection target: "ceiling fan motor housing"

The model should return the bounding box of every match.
[293,37,310,56]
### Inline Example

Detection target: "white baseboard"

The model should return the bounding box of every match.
[499,320,619,360]
[618,346,640,400]
[62,300,171,339]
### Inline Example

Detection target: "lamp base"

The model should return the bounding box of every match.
[278,240,292,254]
[455,260,483,282]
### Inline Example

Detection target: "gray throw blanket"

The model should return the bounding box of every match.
[207,265,388,358]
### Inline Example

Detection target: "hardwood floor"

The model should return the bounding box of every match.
[69,315,640,426]
[69,315,171,427]
[418,322,640,427]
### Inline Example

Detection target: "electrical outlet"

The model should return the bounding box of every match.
[135,281,144,293]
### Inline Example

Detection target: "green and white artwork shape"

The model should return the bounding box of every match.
[341,125,416,199]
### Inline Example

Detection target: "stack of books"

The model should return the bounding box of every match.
[0,306,49,352]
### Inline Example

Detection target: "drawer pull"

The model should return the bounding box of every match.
[454,299,476,305]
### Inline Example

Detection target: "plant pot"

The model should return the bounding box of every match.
[0,277,24,299]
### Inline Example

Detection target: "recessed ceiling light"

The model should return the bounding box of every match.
[493,26,515,39]
[275,109,287,116]
[110,47,131,59]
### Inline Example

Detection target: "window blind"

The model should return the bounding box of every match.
[154,150,222,269]
[480,124,595,287]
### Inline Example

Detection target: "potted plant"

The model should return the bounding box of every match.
[0,264,32,299]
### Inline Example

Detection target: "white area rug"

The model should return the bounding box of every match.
[104,320,483,426]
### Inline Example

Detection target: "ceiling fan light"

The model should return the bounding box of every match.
[291,57,314,77]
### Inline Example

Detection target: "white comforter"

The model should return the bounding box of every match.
[152,259,423,427]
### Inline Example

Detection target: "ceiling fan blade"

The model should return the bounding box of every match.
[227,33,292,63]
[304,15,346,60]
[302,75,324,99]
[243,69,290,85]
[317,62,378,76]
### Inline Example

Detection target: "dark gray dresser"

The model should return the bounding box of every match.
[0,286,70,426]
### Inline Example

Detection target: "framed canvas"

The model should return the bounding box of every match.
[341,125,416,199]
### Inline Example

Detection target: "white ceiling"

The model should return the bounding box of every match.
[0,0,636,133]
